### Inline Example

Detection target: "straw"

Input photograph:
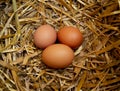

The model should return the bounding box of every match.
[0,0,120,90]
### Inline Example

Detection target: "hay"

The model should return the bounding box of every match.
[0,0,120,91]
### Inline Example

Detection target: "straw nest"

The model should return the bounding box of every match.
[0,0,120,91]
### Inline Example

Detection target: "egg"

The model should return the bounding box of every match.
[33,24,57,49]
[57,26,83,49]
[42,44,74,69]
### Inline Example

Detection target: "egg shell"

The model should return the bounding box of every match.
[57,26,83,49]
[33,24,57,49]
[42,44,74,69]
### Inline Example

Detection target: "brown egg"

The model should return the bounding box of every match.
[57,26,83,49]
[33,24,57,49]
[42,44,74,69]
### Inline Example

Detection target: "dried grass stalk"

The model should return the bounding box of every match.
[0,0,120,91]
